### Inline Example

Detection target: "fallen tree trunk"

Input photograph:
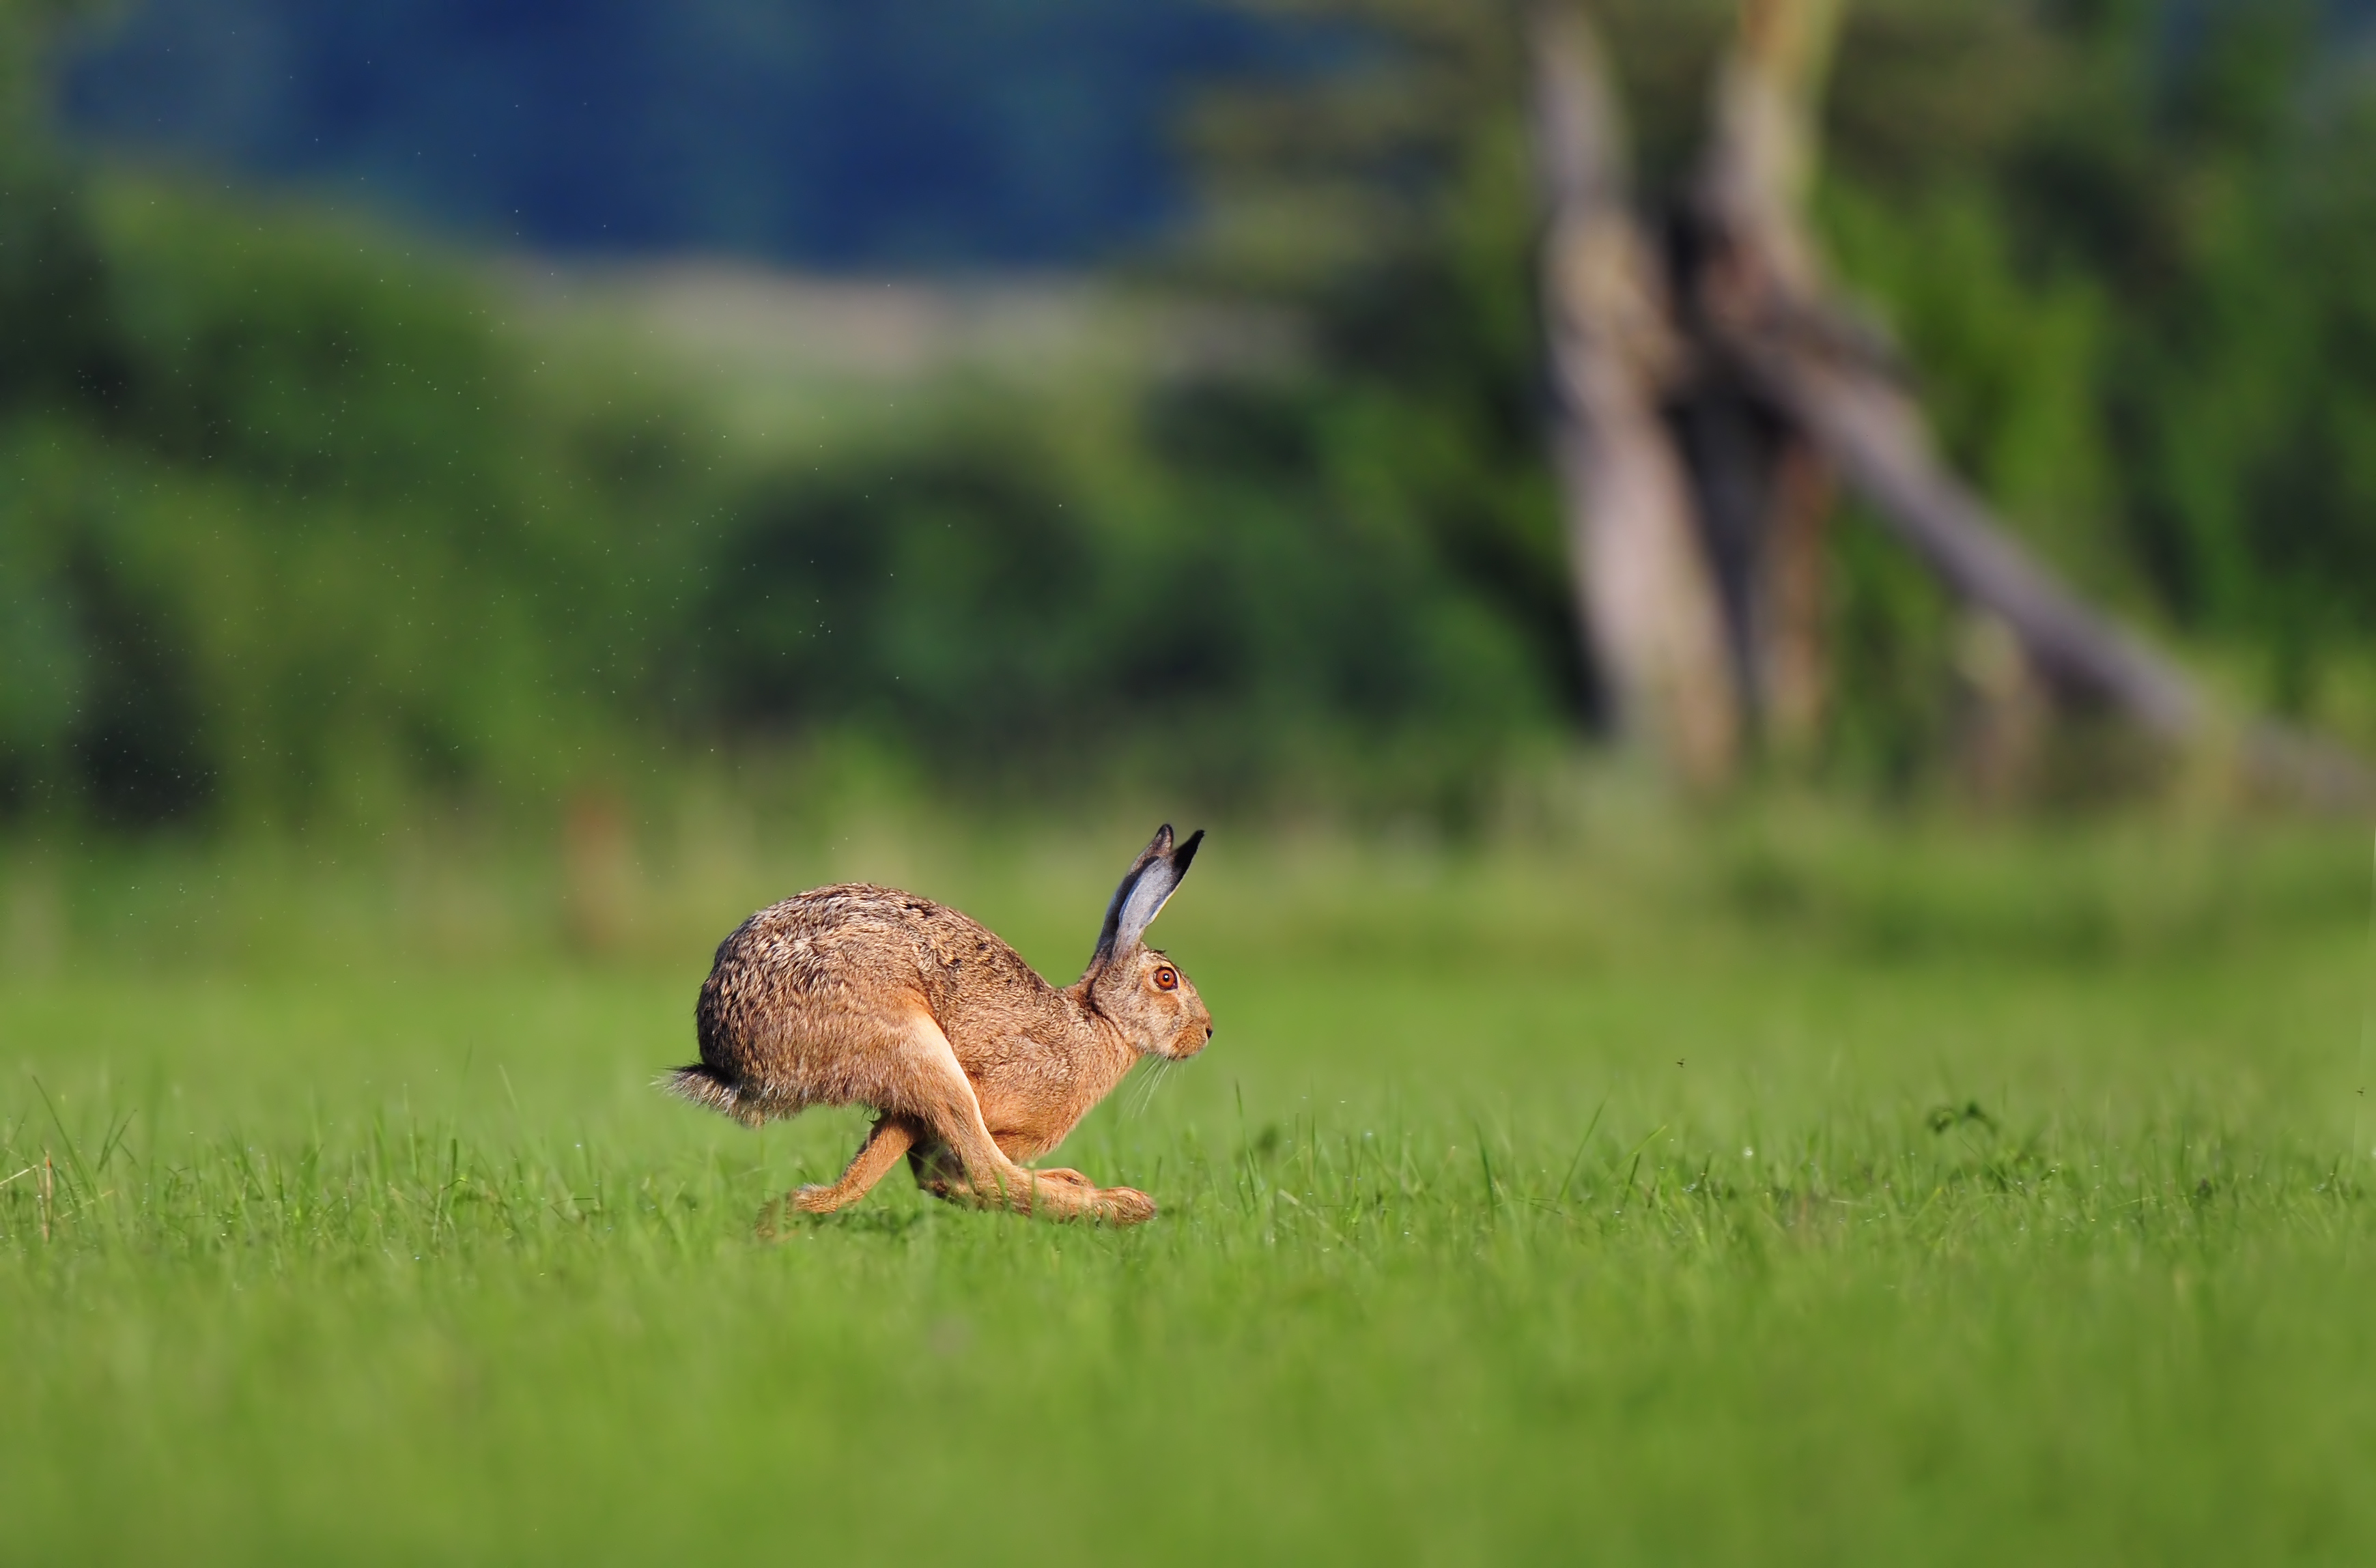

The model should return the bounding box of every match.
[1726,321,2202,734]
[1717,274,2375,805]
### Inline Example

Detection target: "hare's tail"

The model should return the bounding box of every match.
[660,1062,762,1126]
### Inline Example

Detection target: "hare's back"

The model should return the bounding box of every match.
[709,884,944,990]
[699,882,1036,1031]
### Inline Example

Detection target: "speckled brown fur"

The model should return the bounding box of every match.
[664,825,1211,1225]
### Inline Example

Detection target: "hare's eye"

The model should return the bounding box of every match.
[1155,966,1178,990]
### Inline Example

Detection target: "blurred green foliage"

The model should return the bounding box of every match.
[697,395,1555,812]
[5,0,2376,831]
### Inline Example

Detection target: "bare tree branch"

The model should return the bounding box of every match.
[1732,321,2201,733]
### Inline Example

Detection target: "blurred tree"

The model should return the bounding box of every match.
[1529,5,1740,788]
[1820,0,2376,759]
[1176,0,2376,794]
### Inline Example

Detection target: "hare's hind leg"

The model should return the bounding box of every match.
[789,1114,920,1216]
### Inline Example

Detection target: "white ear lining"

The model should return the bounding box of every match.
[1112,865,1180,954]
[1091,825,1200,969]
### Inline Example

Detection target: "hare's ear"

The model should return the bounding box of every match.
[1092,823,1204,967]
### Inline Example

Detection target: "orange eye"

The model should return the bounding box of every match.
[1154,965,1179,991]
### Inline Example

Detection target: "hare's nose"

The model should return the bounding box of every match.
[1204,1025,1215,1040]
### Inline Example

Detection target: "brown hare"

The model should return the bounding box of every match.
[664,825,1210,1225]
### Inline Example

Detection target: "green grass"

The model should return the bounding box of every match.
[4,809,2375,1564]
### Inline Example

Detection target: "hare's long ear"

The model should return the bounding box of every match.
[1092,823,1204,967]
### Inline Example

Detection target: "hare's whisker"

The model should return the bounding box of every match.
[1140,1056,1178,1117]
[1127,1056,1163,1118]
[1127,1054,1178,1120]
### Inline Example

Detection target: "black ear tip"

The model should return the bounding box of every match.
[1174,828,1205,872]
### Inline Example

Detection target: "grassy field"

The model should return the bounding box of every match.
[4,806,2374,1564]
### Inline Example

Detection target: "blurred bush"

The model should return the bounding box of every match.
[0,179,1559,827]
[0,174,700,824]
[692,399,1555,810]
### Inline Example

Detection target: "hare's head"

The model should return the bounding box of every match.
[1084,823,1212,1059]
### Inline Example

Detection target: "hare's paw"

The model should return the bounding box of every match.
[1033,1167,1094,1188]
[788,1183,845,1216]
[1092,1186,1158,1226]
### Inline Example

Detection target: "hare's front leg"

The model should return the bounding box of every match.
[909,1141,1156,1226]
[789,1113,920,1216]
[1021,1165,1157,1225]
